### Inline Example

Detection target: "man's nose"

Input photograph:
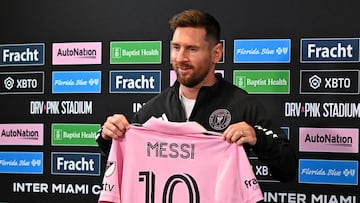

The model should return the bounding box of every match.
[175,48,189,62]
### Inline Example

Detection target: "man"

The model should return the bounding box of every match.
[97,9,297,182]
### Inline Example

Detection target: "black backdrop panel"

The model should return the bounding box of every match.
[0,0,359,202]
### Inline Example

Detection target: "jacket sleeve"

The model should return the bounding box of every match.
[243,97,297,182]
[251,126,297,182]
[96,128,112,162]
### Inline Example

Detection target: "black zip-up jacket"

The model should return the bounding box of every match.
[97,74,297,182]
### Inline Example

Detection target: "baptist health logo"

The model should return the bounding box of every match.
[52,123,100,146]
[52,71,101,93]
[233,39,290,63]
[0,43,45,67]
[233,70,290,94]
[110,41,161,64]
[301,38,360,62]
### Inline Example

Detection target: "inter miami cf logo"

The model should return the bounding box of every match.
[209,109,231,131]
[104,161,116,177]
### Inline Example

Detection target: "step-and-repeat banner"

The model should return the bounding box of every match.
[0,0,359,202]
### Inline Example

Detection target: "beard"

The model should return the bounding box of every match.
[174,63,211,88]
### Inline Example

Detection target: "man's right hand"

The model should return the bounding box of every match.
[101,114,130,140]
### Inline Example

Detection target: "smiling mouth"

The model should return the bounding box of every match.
[177,67,192,75]
[177,63,192,70]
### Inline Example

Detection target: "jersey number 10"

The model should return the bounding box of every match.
[139,171,200,203]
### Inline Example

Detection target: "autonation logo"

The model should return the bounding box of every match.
[233,39,290,63]
[0,123,43,146]
[301,38,360,62]
[299,127,359,153]
[52,71,101,93]
[51,152,100,176]
[52,42,102,65]
[110,70,161,93]
[0,43,45,67]
[299,159,358,185]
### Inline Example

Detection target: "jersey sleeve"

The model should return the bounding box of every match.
[98,139,123,203]
[214,145,264,203]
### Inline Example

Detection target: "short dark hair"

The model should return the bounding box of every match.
[169,9,221,44]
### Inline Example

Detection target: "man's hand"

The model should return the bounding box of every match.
[101,114,130,140]
[222,121,257,146]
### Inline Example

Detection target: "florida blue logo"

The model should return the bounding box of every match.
[301,38,360,62]
[110,70,161,93]
[0,152,43,174]
[299,159,358,185]
[52,71,101,93]
[0,43,45,67]
[233,39,290,63]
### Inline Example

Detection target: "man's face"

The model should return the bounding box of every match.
[170,27,217,88]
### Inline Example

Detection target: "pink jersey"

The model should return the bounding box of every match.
[98,117,263,203]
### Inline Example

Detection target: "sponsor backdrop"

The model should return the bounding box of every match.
[0,0,359,202]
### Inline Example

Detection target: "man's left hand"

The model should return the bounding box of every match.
[222,122,257,146]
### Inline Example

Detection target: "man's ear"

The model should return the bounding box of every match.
[212,42,223,63]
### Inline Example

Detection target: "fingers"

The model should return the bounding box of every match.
[101,114,130,140]
[222,122,257,146]
[223,128,244,143]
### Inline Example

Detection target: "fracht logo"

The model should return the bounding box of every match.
[0,43,45,67]
[110,70,161,93]
[51,152,100,176]
[301,38,360,62]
